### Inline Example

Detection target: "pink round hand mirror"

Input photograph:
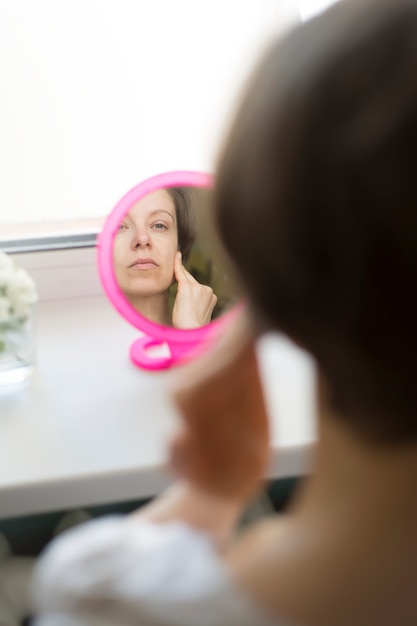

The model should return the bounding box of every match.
[97,171,241,370]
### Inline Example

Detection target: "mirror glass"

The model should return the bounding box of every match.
[97,171,242,371]
[112,185,240,330]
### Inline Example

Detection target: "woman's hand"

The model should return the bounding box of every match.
[172,252,217,329]
[168,313,271,503]
[132,313,270,545]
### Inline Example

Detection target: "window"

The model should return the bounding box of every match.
[298,0,340,21]
[1,0,338,254]
[0,0,286,251]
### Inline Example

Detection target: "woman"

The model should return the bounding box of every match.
[32,0,417,624]
[113,186,217,328]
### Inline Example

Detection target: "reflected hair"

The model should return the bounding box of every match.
[166,187,197,263]
[215,0,417,444]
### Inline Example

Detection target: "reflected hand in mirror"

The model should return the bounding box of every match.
[112,186,236,330]
[172,251,217,329]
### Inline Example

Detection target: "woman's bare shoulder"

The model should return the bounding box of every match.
[224,515,296,619]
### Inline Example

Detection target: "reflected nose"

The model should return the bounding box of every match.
[131,227,152,249]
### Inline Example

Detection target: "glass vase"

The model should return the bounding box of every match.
[0,305,36,387]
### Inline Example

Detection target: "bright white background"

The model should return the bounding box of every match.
[0,0,337,229]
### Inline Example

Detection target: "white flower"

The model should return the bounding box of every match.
[0,252,38,326]
[0,296,11,324]
[0,252,14,288]
[6,267,38,317]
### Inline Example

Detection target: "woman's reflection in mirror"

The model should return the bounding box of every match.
[113,187,217,328]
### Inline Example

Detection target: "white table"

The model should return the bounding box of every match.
[0,295,316,520]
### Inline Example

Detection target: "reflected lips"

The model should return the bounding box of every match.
[129,258,158,270]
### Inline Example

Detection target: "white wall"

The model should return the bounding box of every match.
[0,0,300,227]
[0,0,340,229]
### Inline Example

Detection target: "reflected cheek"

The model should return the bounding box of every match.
[169,251,177,282]
[157,238,178,285]
[161,258,176,288]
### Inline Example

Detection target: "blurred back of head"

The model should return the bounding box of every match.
[215,0,417,444]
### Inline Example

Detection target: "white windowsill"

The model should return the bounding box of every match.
[0,251,316,520]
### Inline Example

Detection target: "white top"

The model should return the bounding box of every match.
[32,516,290,626]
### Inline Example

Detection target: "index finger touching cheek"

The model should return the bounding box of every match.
[174,251,186,281]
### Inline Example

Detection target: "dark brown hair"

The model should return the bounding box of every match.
[215,0,417,444]
[166,186,197,262]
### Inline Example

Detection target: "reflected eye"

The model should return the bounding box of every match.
[118,223,129,232]
[152,222,168,230]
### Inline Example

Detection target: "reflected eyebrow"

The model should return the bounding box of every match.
[149,209,176,223]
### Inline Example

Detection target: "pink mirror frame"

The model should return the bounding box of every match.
[97,170,240,370]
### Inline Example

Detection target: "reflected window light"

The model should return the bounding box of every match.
[298,0,341,21]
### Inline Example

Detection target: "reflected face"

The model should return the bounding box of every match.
[113,189,178,298]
